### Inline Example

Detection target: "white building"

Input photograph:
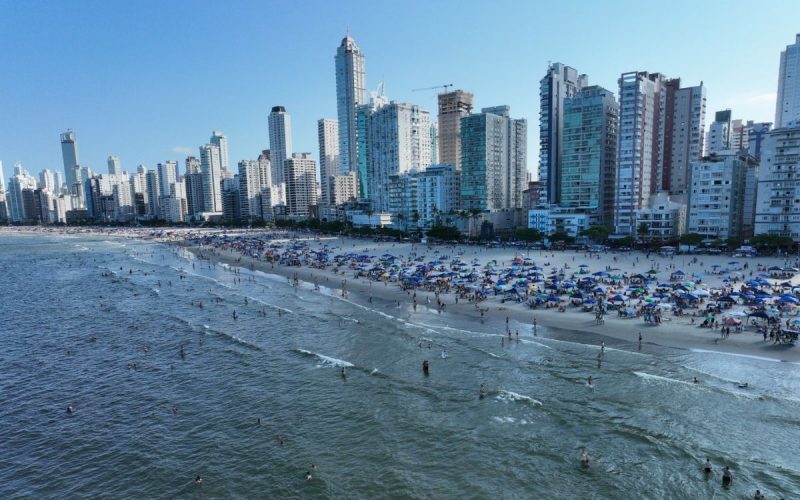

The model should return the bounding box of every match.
[284,153,317,217]
[158,161,178,195]
[687,152,755,240]
[754,123,800,239]
[318,118,340,206]
[268,106,292,187]
[367,101,432,212]
[775,34,800,128]
[107,155,121,175]
[634,191,686,240]
[210,131,229,172]
[39,169,55,193]
[528,206,597,238]
[238,159,263,220]
[199,143,222,212]
[331,171,358,205]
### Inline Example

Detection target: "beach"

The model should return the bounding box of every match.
[177,229,800,363]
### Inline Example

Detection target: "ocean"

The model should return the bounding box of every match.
[1,233,799,499]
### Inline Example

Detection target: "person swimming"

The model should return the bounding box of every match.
[754,489,765,500]
[341,366,347,377]
[587,376,593,386]
[722,466,733,486]
[703,458,712,475]
[194,475,203,485]
[422,360,429,374]
[580,450,590,468]
[66,406,74,414]
[479,383,487,399]
[693,377,699,384]
[305,471,313,481]
[440,350,447,359]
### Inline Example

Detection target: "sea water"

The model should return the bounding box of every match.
[1,233,799,498]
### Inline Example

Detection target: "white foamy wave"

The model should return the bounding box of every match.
[296,349,354,367]
[689,348,783,363]
[633,371,695,386]
[497,390,543,406]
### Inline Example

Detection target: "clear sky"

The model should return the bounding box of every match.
[1,0,799,179]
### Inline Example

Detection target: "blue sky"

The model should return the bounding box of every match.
[1,0,798,179]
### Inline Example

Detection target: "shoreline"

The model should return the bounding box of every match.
[176,239,800,364]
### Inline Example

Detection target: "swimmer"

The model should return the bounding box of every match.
[587,376,593,386]
[580,450,590,468]
[305,471,312,481]
[479,383,487,399]
[693,377,699,384]
[66,406,74,414]
[722,466,733,486]
[341,366,347,377]
[754,490,765,500]
[703,458,712,475]
[194,475,203,485]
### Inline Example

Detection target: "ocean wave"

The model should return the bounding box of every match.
[497,390,543,406]
[295,348,354,367]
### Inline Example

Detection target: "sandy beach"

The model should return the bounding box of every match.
[172,230,800,364]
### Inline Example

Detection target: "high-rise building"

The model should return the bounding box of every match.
[560,86,619,227]
[354,85,390,200]
[614,71,665,235]
[145,170,161,218]
[460,106,527,211]
[61,130,80,189]
[658,79,706,196]
[210,131,229,172]
[318,118,340,206]
[612,72,703,233]
[775,34,800,128]
[107,155,121,175]
[430,122,439,164]
[199,144,222,212]
[221,177,241,222]
[284,153,318,217]
[184,171,204,219]
[754,123,800,238]
[39,169,55,193]
[257,150,272,189]
[539,63,588,205]
[335,35,367,175]
[747,122,773,160]
[438,90,474,170]
[331,171,358,205]
[0,160,5,192]
[158,161,178,195]
[268,106,292,187]
[687,152,755,240]
[238,160,262,220]
[367,101,432,212]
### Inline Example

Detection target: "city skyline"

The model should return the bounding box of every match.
[2,1,798,177]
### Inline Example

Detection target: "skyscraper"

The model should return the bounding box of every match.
[317,118,340,206]
[706,110,733,155]
[145,169,161,219]
[284,153,318,217]
[238,160,262,220]
[39,169,55,193]
[614,71,664,235]
[754,123,800,238]
[560,86,619,227]
[61,130,79,189]
[0,160,5,192]
[539,63,588,205]
[210,131,229,172]
[775,34,800,128]
[658,79,706,196]
[335,35,367,175]
[199,144,222,212]
[268,106,292,187]
[460,106,527,211]
[107,155,121,175]
[158,161,178,195]
[354,85,390,200]
[437,89,474,170]
[366,102,432,212]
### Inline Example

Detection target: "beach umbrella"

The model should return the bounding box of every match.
[547,296,562,302]
[592,271,609,277]
[646,270,658,275]
[579,263,589,267]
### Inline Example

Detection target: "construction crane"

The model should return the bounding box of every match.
[412,83,453,93]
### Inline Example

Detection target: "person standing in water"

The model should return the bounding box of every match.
[722,466,733,486]
[703,458,712,475]
[580,450,590,468]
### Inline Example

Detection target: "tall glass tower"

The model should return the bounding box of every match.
[335,36,366,175]
[61,130,80,188]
